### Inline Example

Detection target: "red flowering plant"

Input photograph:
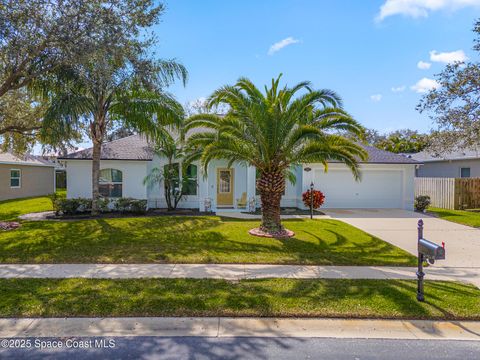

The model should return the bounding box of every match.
[302,189,325,209]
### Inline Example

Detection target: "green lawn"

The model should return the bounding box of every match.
[428,207,480,228]
[0,278,478,320]
[0,195,53,222]
[0,194,416,265]
[0,215,416,265]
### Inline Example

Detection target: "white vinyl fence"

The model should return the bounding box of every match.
[415,177,480,210]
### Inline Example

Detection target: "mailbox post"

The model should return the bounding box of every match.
[416,219,446,302]
[417,220,425,301]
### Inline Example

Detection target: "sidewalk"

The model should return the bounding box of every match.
[2,317,480,340]
[1,264,479,287]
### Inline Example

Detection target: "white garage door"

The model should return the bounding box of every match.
[314,169,403,208]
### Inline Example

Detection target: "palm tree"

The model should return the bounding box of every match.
[39,53,186,214]
[185,75,367,236]
[143,130,190,210]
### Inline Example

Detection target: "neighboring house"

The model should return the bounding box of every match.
[412,149,480,178]
[0,152,56,201]
[59,134,419,210]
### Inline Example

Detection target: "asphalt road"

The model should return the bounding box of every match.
[1,337,479,360]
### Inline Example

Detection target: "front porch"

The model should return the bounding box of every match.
[147,159,304,212]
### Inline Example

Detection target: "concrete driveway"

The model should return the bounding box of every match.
[323,209,480,271]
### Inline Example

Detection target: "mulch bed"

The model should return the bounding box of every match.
[242,207,325,216]
[47,209,216,221]
[249,227,295,238]
[0,222,21,231]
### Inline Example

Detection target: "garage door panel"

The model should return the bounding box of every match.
[314,169,403,208]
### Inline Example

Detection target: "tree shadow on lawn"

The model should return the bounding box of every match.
[1,278,478,321]
[281,279,480,320]
[0,278,276,317]
[0,216,415,265]
[301,229,415,266]
[0,196,52,222]
[0,217,222,263]
[0,210,23,222]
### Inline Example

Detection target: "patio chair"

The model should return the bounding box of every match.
[236,192,247,208]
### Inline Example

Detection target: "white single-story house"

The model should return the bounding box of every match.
[412,148,480,178]
[59,134,419,211]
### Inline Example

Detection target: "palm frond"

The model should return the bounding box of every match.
[185,74,365,182]
[111,89,184,140]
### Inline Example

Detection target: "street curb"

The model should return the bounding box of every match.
[1,317,480,341]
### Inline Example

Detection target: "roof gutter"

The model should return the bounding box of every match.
[0,161,56,167]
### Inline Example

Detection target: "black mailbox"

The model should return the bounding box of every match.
[418,238,445,262]
[416,219,446,302]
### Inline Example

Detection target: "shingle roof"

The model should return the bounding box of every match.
[58,134,154,161]
[0,152,56,167]
[411,148,480,162]
[59,134,418,165]
[356,145,419,164]
[326,144,419,164]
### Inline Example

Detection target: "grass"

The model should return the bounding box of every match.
[0,215,416,265]
[0,278,478,320]
[0,190,65,222]
[0,194,416,265]
[428,207,480,228]
[0,196,53,222]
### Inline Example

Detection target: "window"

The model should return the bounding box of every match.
[99,169,123,197]
[461,167,471,178]
[164,163,180,191]
[219,170,231,193]
[10,169,21,188]
[163,163,197,196]
[183,164,198,195]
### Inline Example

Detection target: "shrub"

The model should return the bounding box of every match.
[77,198,92,213]
[130,199,147,214]
[56,197,93,215]
[114,198,147,214]
[302,189,325,209]
[415,195,431,212]
[114,197,132,213]
[57,198,82,215]
[56,197,145,216]
[96,198,111,213]
[48,192,66,216]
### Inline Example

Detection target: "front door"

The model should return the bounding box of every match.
[217,168,234,206]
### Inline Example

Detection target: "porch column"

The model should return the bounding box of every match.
[246,165,256,204]
[198,168,209,211]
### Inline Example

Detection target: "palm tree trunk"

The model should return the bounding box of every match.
[257,170,286,234]
[91,138,102,215]
[90,111,106,216]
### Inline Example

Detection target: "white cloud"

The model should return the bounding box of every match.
[188,97,207,107]
[429,49,468,63]
[417,60,432,69]
[370,94,383,102]
[268,37,300,55]
[410,77,441,93]
[391,85,406,92]
[376,0,480,21]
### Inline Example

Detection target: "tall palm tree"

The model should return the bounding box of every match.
[185,75,367,236]
[39,53,186,214]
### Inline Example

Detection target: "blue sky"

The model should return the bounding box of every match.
[152,0,480,134]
